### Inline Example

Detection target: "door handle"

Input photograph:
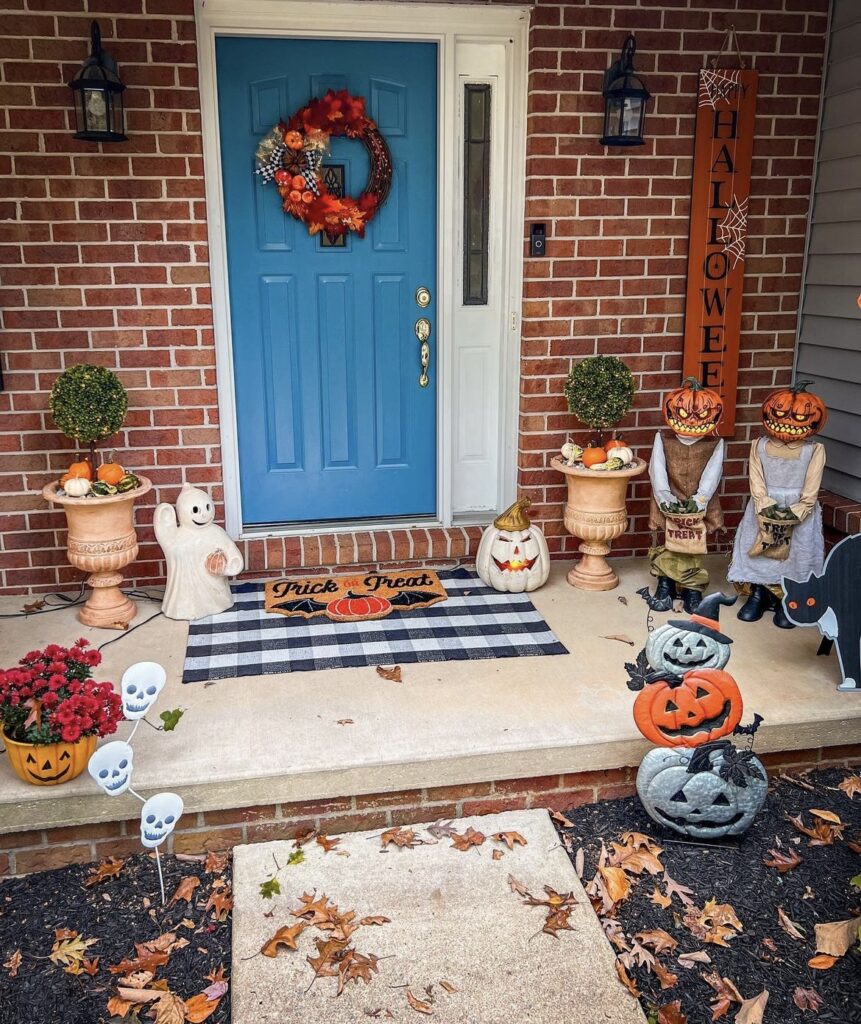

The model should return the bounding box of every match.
[415,317,431,388]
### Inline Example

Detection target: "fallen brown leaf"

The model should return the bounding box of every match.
[22,599,45,614]
[598,864,631,904]
[735,990,769,1024]
[549,809,574,828]
[336,719,354,725]
[49,932,98,968]
[203,850,229,874]
[653,960,678,991]
[601,633,635,645]
[359,916,390,926]
[3,950,22,977]
[677,950,711,969]
[814,918,860,957]
[491,849,504,861]
[777,906,806,941]
[491,831,527,850]
[106,995,137,1017]
[261,923,307,957]
[183,992,221,1023]
[449,827,485,852]
[807,954,838,970]
[84,857,125,887]
[439,980,457,993]
[293,827,318,848]
[700,971,742,1020]
[380,826,421,849]
[762,847,802,873]
[169,875,200,906]
[792,986,824,1011]
[837,774,861,799]
[810,808,842,824]
[634,928,678,953]
[406,987,433,1014]
[662,873,695,906]
[151,991,185,1024]
[614,958,640,998]
[205,887,233,921]
[375,665,402,683]
[657,999,687,1024]
[316,835,340,853]
[650,886,672,909]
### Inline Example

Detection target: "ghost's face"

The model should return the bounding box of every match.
[121,662,166,719]
[140,792,183,848]
[176,484,216,528]
[88,741,134,796]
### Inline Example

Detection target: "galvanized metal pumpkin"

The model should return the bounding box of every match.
[644,593,738,676]
[636,742,768,839]
[476,497,550,594]
[633,668,743,747]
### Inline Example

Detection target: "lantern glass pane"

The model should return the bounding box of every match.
[621,97,643,137]
[83,86,109,133]
[606,96,623,139]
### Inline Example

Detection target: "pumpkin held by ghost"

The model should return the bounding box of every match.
[761,380,827,443]
[645,592,737,675]
[636,741,768,839]
[663,377,723,438]
[633,669,743,747]
[475,497,550,594]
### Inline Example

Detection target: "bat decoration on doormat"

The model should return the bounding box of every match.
[388,589,444,608]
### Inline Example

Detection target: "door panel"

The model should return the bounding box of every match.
[216,37,438,525]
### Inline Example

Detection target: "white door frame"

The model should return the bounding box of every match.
[195,0,530,539]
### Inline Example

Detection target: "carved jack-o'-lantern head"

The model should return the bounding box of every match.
[475,498,550,594]
[663,377,723,438]
[636,742,768,839]
[761,381,827,442]
[633,669,743,747]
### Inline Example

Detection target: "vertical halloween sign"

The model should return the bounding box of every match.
[682,68,758,435]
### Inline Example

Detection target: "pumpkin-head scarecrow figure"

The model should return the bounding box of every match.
[647,378,726,613]
[636,741,768,840]
[629,593,743,747]
[728,381,827,630]
[475,497,550,594]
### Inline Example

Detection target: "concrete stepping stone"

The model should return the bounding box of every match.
[231,809,646,1023]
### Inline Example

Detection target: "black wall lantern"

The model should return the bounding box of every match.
[600,34,650,147]
[68,21,126,142]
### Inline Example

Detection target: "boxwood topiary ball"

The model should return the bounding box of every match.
[50,364,128,445]
[564,355,635,431]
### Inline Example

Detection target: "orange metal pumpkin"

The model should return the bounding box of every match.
[633,669,743,747]
[326,592,392,622]
[761,380,827,442]
[663,377,723,437]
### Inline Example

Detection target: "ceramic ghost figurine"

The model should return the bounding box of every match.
[140,792,183,849]
[120,661,166,719]
[154,484,244,620]
[88,740,135,796]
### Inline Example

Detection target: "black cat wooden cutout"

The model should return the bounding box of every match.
[781,533,861,691]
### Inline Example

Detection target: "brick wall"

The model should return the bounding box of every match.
[3,742,858,875]
[0,0,828,594]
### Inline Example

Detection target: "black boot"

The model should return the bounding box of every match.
[737,585,769,622]
[653,576,676,604]
[680,588,703,614]
[771,593,796,630]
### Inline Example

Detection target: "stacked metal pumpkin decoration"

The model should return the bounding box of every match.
[626,593,769,840]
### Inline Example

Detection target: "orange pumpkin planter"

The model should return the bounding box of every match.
[2,730,96,787]
[663,377,723,437]
[761,380,827,442]
[633,668,743,747]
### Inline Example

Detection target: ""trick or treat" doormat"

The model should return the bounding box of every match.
[263,569,448,622]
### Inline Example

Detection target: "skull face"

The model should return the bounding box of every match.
[140,792,183,849]
[646,623,730,674]
[637,746,768,839]
[88,740,134,796]
[121,662,166,719]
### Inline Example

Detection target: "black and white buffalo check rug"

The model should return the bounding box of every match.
[182,568,567,683]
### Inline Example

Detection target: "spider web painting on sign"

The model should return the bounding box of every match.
[698,68,742,109]
[717,195,749,267]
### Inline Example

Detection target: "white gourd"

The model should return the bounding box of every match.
[63,477,91,497]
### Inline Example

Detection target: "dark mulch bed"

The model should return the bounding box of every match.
[0,851,231,1024]
[554,766,861,1024]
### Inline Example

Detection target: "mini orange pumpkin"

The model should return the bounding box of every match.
[582,446,608,468]
[97,458,125,486]
[66,459,93,481]
[633,668,743,747]
[761,380,827,443]
[663,377,723,437]
[284,129,304,151]
[605,437,627,451]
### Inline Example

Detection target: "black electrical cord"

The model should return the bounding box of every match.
[96,610,165,653]
[0,584,164,620]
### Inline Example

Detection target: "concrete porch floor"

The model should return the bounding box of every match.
[0,556,859,835]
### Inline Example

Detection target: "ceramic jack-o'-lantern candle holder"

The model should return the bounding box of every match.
[475,498,550,593]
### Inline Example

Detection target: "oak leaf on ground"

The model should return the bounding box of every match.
[205,887,233,920]
[662,873,695,906]
[614,958,640,998]
[84,857,125,887]
[375,665,402,683]
[316,835,340,853]
[406,987,433,1014]
[792,987,824,1011]
[777,906,806,941]
[449,827,485,852]
[491,831,527,850]
[183,993,221,1023]
[837,774,861,799]
[169,875,200,906]
[808,954,838,969]
[762,847,802,873]
[700,971,742,1020]
[3,950,22,977]
[634,928,678,954]
[49,932,98,969]
[261,923,308,956]
[380,827,422,849]
[657,1000,687,1024]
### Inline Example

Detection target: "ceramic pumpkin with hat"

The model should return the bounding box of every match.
[475,497,550,594]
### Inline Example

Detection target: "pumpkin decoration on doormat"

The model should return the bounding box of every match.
[636,741,768,839]
[264,570,447,622]
[254,88,392,239]
[475,497,550,593]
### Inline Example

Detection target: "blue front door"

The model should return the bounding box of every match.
[216,37,438,526]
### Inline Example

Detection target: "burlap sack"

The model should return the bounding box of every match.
[664,511,707,555]
[747,514,797,561]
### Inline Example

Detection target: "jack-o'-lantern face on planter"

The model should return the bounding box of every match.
[646,622,731,675]
[1,732,97,787]
[663,377,723,438]
[761,381,827,442]
[633,669,743,747]
[636,743,768,839]
[475,498,550,594]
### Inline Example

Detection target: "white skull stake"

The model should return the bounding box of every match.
[121,662,166,720]
[140,792,184,849]
[88,740,135,796]
[475,497,550,594]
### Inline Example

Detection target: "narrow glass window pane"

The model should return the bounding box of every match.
[463,84,491,305]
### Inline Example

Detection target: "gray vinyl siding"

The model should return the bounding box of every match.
[796,0,861,501]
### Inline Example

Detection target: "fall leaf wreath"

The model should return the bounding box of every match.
[254,89,392,239]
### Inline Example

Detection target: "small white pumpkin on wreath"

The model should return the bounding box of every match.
[475,497,550,594]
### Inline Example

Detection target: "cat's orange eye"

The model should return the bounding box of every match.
[806,597,816,606]
[788,601,798,609]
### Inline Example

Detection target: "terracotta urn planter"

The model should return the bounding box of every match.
[2,729,96,786]
[42,476,152,629]
[551,456,647,591]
